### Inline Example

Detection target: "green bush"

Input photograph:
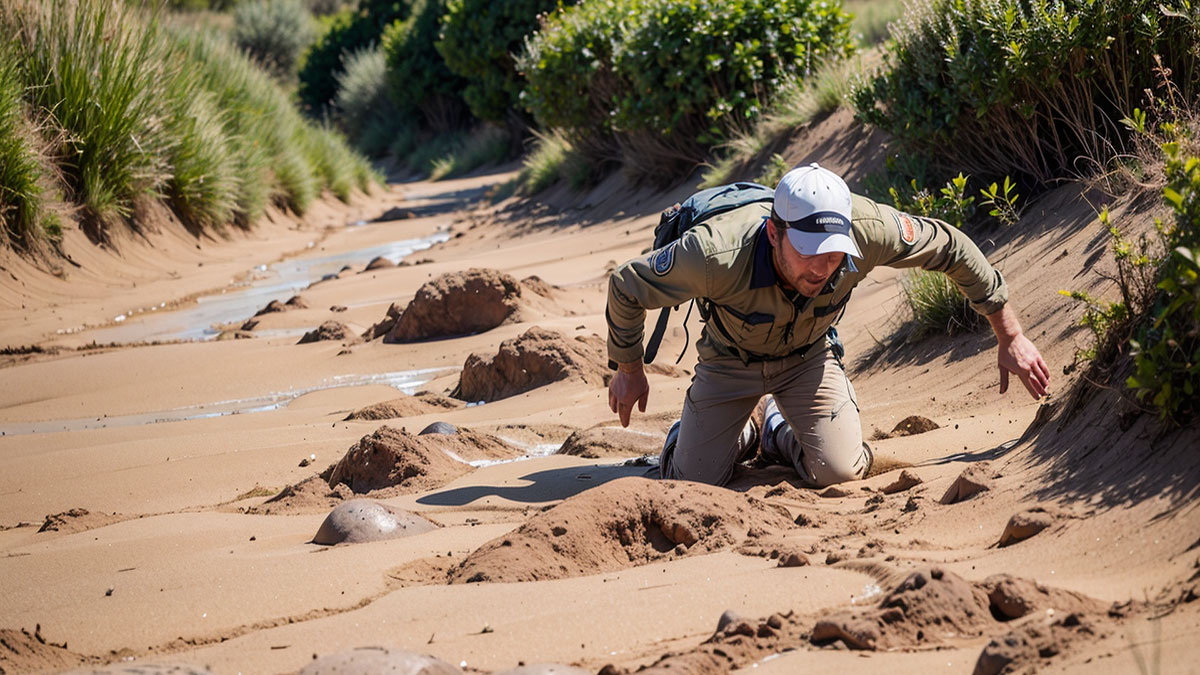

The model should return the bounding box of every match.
[0,44,45,248]
[297,0,410,115]
[1128,142,1200,424]
[334,45,396,151]
[429,125,512,179]
[853,0,1200,186]
[436,0,572,124]
[901,268,984,338]
[519,0,854,182]
[383,0,468,133]
[232,0,316,81]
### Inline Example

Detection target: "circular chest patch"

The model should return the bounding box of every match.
[652,242,677,276]
[894,213,919,245]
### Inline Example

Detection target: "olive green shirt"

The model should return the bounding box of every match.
[606,194,1009,364]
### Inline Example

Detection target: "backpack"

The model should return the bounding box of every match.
[642,181,775,364]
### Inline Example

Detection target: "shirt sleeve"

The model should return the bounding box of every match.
[606,232,710,364]
[855,199,1009,315]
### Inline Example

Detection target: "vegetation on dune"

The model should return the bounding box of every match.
[436,0,575,126]
[0,47,49,249]
[853,0,1200,186]
[517,0,855,184]
[231,0,317,81]
[297,0,409,116]
[382,0,467,134]
[0,0,374,249]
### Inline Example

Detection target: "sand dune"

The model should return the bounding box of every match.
[2,111,1199,674]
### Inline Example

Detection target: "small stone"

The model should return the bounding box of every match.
[778,551,809,568]
[998,508,1054,547]
[882,469,923,494]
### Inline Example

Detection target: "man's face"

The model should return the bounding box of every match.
[767,219,845,296]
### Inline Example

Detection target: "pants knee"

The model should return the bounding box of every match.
[802,441,868,488]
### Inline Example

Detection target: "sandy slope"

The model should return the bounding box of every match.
[1,111,1198,674]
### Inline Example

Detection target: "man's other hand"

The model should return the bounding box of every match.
[608,361,649,427]
[987,305,1050,399]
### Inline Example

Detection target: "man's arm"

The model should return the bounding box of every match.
[986,304,1051,398]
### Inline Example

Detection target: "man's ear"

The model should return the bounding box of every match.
[765,217,781,247]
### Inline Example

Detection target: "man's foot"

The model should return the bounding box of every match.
[659,420,681,478]
[756,395,788,465]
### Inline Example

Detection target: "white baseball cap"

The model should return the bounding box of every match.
[772,163,861,258]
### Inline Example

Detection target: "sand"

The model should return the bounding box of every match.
[1,112,1198,675]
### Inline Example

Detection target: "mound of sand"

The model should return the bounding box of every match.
[448,476,797,583]
[249,476,353,516]
[454,327,607,402]
[343,393,461,421]
[388,268,523,342]
[556,425,663,458]
[811,567,1107,651]
[326,425,517,495]
[38,508,125,534]
[363,256,396,272]
[0,627,88,673]
[312,500,438,545]
[888,415,940,436]
[297,320,356,345]
[362,270,565,342]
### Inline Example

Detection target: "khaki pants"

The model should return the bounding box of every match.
[660,346,868,487]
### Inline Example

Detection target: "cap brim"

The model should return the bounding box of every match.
[785,229,862,258]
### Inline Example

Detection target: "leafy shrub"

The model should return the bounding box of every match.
[0,44,45,248]
[436,0,572,124]
[853,0,1200,185]
[382,0,468,133]
[518,0,854,182]
[298,0,410,115]
[232,0,316,80]
[1128,142,1200,424]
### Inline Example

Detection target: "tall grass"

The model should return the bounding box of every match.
[6,0,169,233]
[0,44,45,248]
[231,0,315,81]
[0,0,375,249]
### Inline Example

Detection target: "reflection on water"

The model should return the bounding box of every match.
[0,367,456,437]
[84,229,450,345]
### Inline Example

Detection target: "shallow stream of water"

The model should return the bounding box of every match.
[81,227,449,345]
[0,367,456,437]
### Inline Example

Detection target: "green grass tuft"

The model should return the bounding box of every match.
[0,44,44,248]
[901,269,983,337]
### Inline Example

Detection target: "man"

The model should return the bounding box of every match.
[605,163,1050,487]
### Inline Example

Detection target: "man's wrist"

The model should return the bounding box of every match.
[986,304,1022,341]
[616,360,644,374]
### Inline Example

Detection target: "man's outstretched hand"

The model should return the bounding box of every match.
[609,361,649,427]
[987,305,1050,399]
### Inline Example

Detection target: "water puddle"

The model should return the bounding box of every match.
[0,367,455,437]
[80,228,450,345]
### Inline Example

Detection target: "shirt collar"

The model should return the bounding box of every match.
[750,219,777,289]
[751,219,859,290]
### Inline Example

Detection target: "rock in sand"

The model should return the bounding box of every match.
[881,469,923,495]
[998,507,1055,547]
[312,500,438,545]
